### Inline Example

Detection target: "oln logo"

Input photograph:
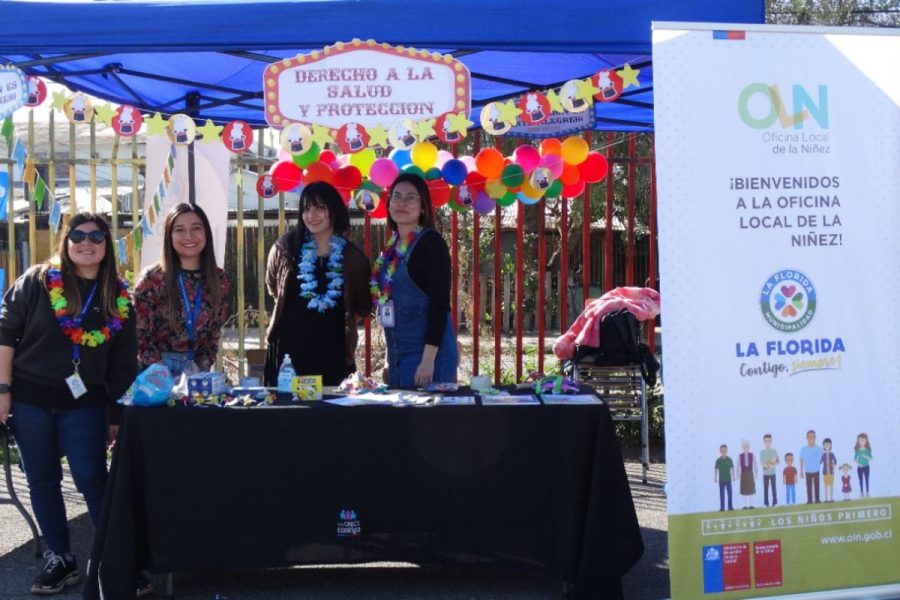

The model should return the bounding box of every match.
[738,84,828,129]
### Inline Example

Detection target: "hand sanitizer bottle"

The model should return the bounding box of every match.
[277,354,296,394]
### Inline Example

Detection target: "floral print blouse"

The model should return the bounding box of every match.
[133,264,230,371]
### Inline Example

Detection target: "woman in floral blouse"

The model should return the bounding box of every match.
[134,203,229,375]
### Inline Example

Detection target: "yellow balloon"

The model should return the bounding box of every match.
[519,178,544,199]
[485,178,507,199]
[349,148,377,177]
[410,142,438,170]
[561,136,590,166]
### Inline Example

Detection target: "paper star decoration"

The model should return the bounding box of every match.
[197,119,223,143]
[93,103,116,126]
[310,124,334,148]
[574,78,601,105]
[366,124,389,149]
[412,118,436,141]
[446,111,473,136]
[495,100,523,127]
[617,63,641,89]
[51,90,68,111]
[545,89,565,114]
[145,112,169,137]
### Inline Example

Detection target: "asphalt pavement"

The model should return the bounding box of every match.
[1,451,669,600]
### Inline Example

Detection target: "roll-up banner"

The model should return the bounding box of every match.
[653,22,900,599]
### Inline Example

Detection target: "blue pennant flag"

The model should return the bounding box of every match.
[49,199,62,233]
[0,172,8,221]
[11,140,26,172]
[117,237,127,264]
[141,216,153,236]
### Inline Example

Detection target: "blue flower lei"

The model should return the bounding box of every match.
[298,234,345,313]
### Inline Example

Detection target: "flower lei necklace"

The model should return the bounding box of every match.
[47,263,131,347]
[298,234,345,313]
[369,226,422,307]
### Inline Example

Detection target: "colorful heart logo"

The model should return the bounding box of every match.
[782,305,798,318]
[781,285,796,298]
[774,293,786,310]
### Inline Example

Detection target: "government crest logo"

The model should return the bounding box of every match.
[759,269,817,332]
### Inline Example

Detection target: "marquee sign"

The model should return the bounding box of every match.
[263,39,470,130]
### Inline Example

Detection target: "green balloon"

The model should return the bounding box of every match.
[497,191,518,207]
[401,164,425,178]
[292,142,320,168]
[425,167,443,181]
[501,164,525,188]
[546,179,563,198]
[447,197,468,213]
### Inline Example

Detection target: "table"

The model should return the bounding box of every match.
[83,396,644,599]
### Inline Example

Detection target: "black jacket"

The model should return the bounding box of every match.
[0,265,137,410]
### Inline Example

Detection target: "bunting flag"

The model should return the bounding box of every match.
[48,198,61,232]
[11,140,26,173]
[22,158,36,187]
[120,142,176,257]
[1,118,13,147]
[33,178,46,210]
[132,226,142,251]
[116,237,127,264]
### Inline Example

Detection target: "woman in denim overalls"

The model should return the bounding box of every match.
[374,174,457,388]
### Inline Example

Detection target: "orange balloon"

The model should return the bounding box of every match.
[539,138,562,156]
[560,162,581,186]
[475,148,504,179]
[304,161,334,184]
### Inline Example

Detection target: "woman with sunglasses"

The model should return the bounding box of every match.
[0,213,137,595]
[264,182,371,386]
[372,173,457,388]
[133,203,230,376]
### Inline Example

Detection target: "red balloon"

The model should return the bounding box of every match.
[559,162,581,186]
[319,149,337,165]
[369,190,388,219]
[338,187,351,205]
[304,161,334,184]
[334,165,362,192]
[562,179,586,198]
[578,152,609,183]
[427,179,451,207]
[464,171,487,195]
[270,161,302,192]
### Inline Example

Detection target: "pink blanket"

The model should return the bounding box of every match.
[553,287,660,360]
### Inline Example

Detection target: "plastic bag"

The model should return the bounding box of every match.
[131,364,175,406]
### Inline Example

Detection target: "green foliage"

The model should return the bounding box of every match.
[767,0,900,26]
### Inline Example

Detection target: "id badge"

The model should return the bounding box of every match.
[379,300,396,328]
[66,372,88,399]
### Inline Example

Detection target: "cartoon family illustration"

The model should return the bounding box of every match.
[713,432,873,511]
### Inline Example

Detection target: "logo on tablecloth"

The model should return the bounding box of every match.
[336,509,361,538]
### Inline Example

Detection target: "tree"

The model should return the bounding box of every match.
[767,0,900,26]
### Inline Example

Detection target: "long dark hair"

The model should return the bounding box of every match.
[41,212,121,319]
[386,173,434,232]
[290,182,351,254]
[160,203,222,325]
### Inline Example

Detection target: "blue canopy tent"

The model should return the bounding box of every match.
[0,0,764,132]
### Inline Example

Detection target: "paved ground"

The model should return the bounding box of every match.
[1,451,669,600]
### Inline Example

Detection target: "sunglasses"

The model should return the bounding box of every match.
[67,230,107,244]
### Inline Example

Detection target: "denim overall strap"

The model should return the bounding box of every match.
[384,229,458,388]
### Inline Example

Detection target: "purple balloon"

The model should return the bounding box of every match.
[473,191,495,215]
[441,158,468,186]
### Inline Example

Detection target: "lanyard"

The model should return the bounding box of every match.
[177,273,203,360]
[71,283,98,367]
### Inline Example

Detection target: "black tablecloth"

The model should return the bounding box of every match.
[84,399,643,599]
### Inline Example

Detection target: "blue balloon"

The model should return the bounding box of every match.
[389,148,411,168]
[441,159,468,186]
[517,191,540,205]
